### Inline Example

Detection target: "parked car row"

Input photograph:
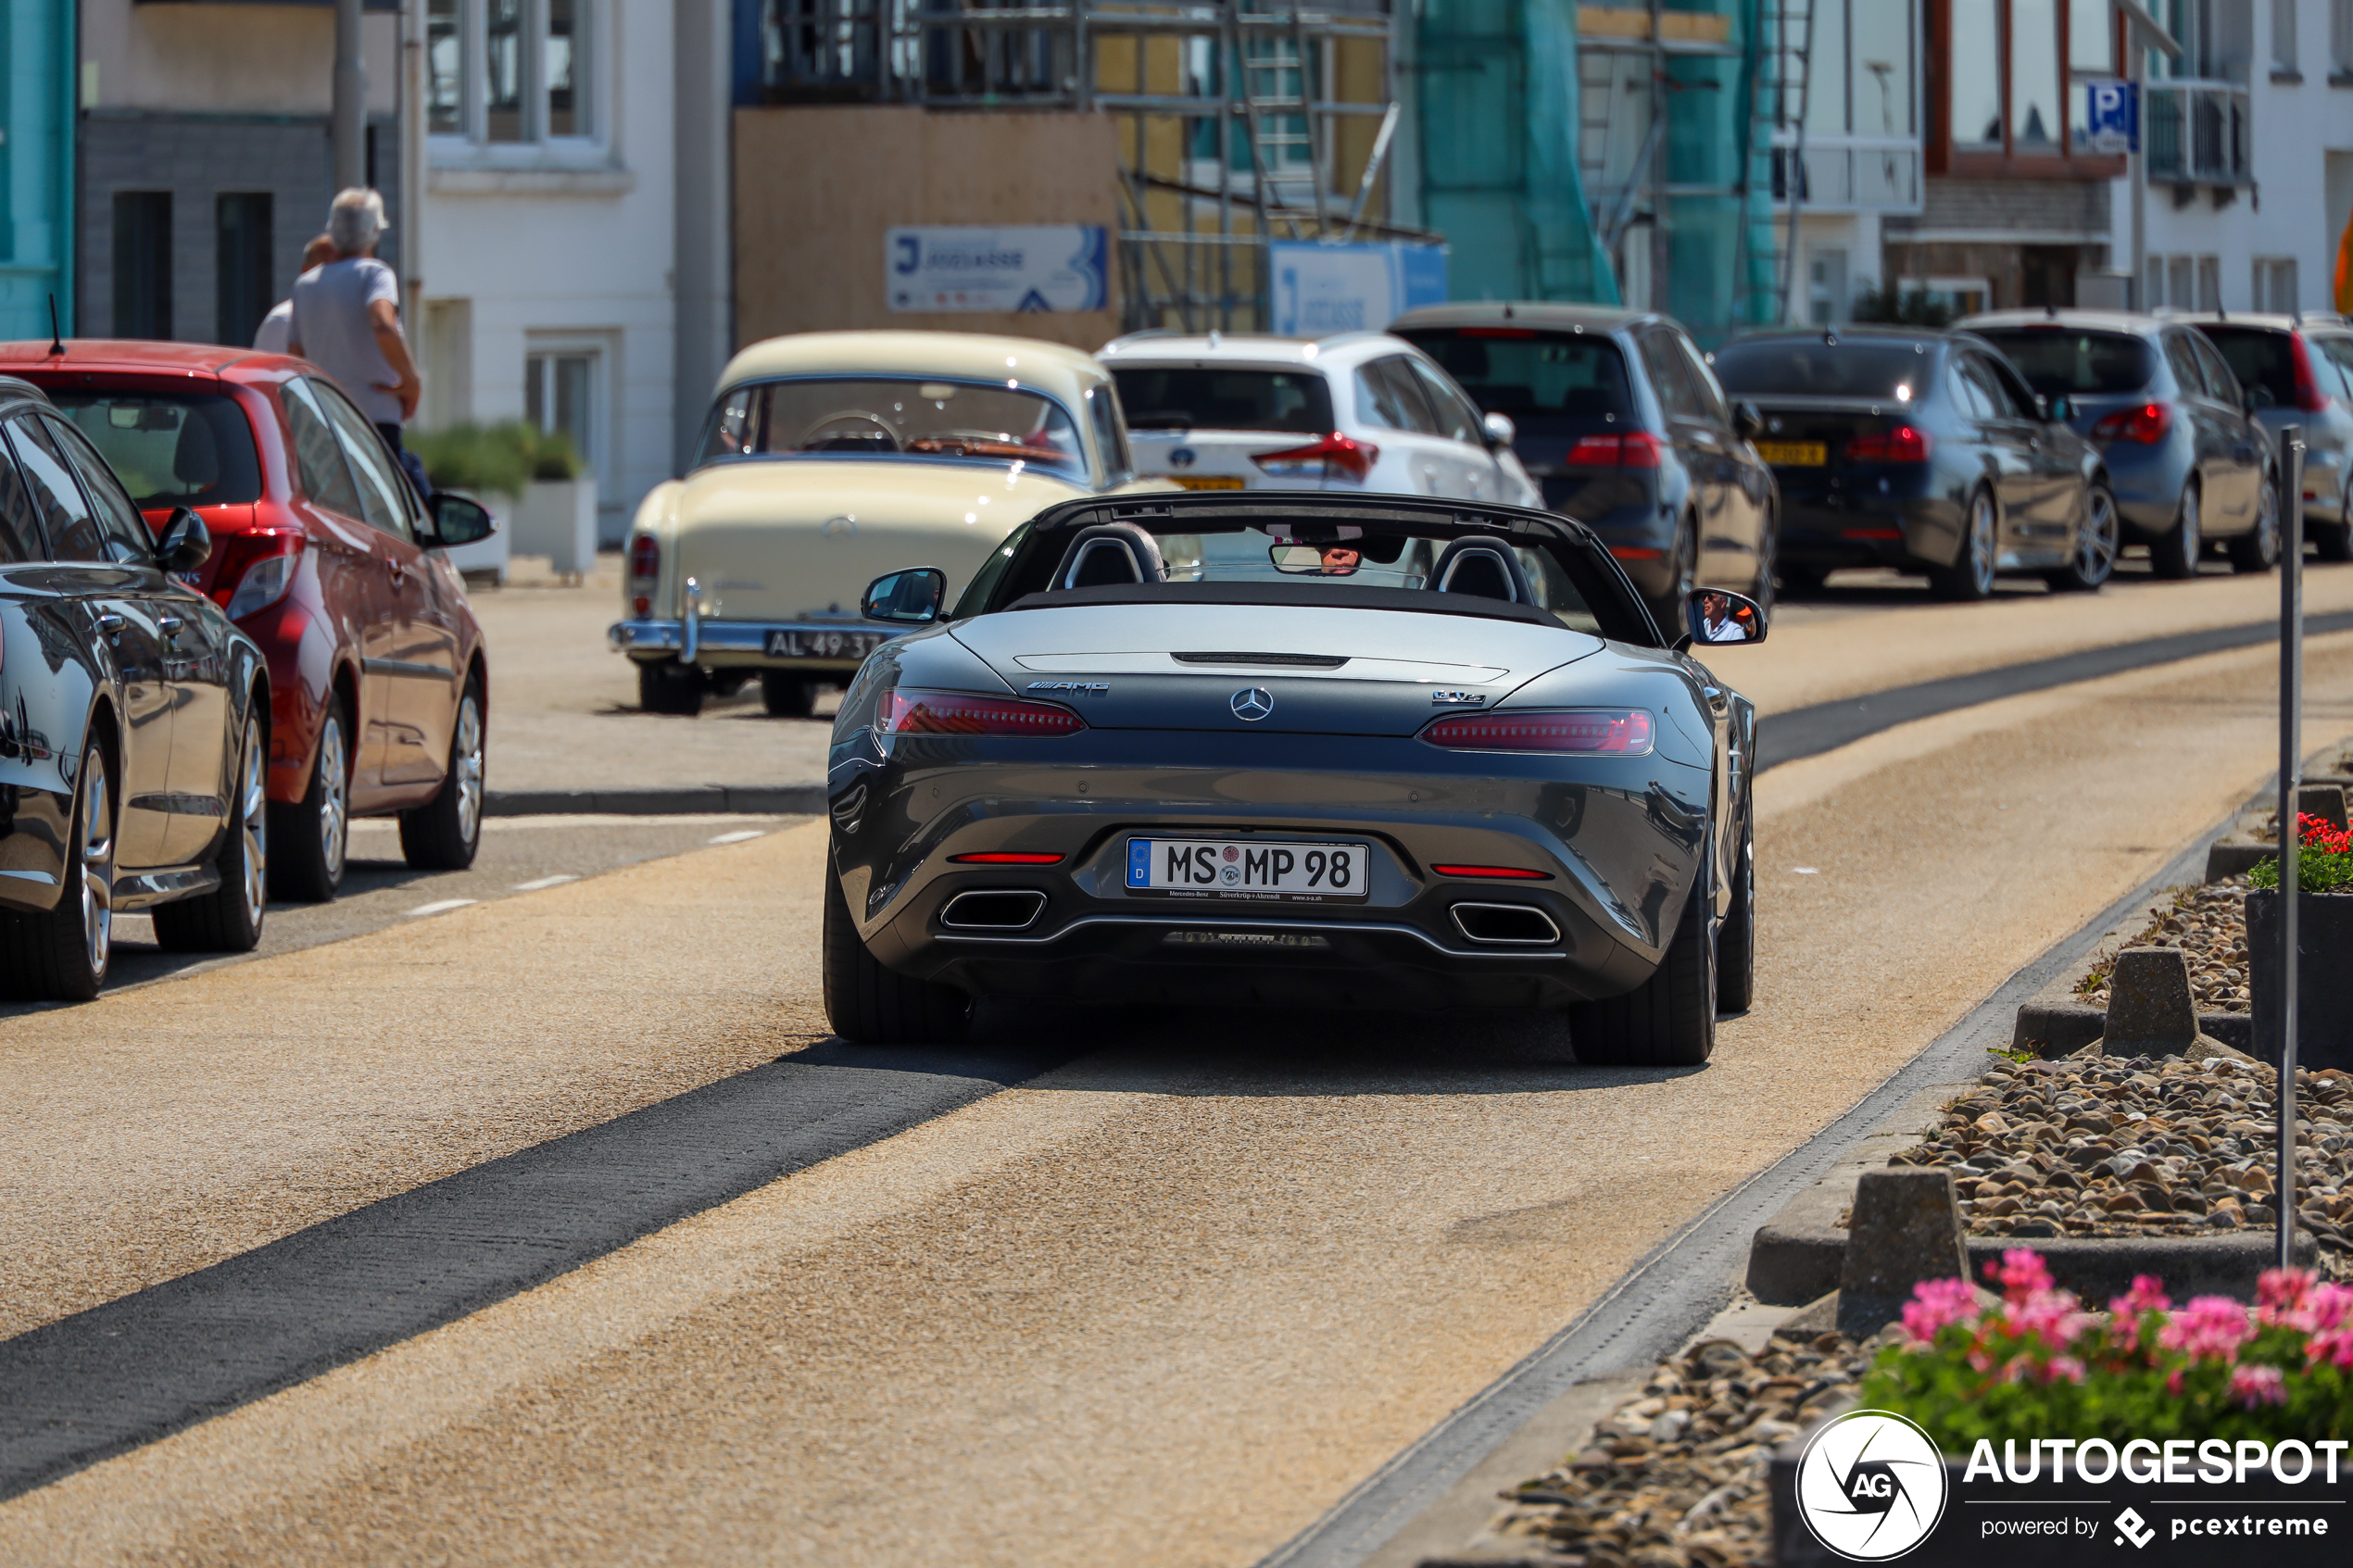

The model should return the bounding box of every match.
[0,341,498,1001]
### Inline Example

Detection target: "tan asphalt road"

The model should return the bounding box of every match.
[1,577,2350,1563]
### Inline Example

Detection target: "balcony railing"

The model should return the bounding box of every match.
[2144,80,2251,186]
[1767,135,1923,214]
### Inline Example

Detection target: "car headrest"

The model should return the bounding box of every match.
[171,410,220,489]
[1428,534,1536,604]
[1052,522,1168,590]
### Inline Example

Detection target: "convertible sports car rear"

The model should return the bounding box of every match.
[823,493,1760,1066]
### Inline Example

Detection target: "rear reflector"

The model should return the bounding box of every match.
[1431,863,1554,880]
[1843,425,1932,463]
[949,851,1065,864]
[1421,709,1654,755]
[882,689,1085,736]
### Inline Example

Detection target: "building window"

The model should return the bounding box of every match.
[215,193,273,348]
[113,192,171,339]
[2196,255,2220,311]
[1950,0,2120,159]
[2070,0,2115,70]
[2013,0,2063,151]
[2276,0,2301,74]
[2168,254,2194,308]
[2255,257,2300,310]
[525,348,598,474]
[428,0,594,147]
[1953,8,2003,147]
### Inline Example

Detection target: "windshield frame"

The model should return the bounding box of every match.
[691,373,1099,484]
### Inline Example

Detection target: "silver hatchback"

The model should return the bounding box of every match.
[2190,313,2353,561]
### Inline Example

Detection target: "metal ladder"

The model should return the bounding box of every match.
[1760,0,1818,321]
[1239,14,1326,235]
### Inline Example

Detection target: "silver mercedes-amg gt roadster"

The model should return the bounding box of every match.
[823,492,1762,1066]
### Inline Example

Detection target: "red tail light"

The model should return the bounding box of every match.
[1562,431,1664,469]
[1421,709,1654,755]
[882,689,1085,736]
[949,851,1065,864]
[1843,425,1933,463]
[1431,863,1554,880]
[2292,334,2334,413]
[208,532,305,620]
[1251,432,1378,483]
[2091,403,2172,445]
[627,533,660,580]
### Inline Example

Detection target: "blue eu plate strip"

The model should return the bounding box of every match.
[1126,839,1151,887]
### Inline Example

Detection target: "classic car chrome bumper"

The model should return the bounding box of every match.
[608,616,907,666]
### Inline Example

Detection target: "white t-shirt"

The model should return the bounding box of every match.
[290,257,403,424]
[252,299,294,355]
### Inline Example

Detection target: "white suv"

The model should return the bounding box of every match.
[1098,332,1542,507]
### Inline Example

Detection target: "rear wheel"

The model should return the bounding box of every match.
[638,659,703,716]
[1715,817,1755,1014]
[399,677,484,871]
[1777,562,1829,596]
[1930,487,1998,600]
[822,867,970,1044]
[1567,864,1717,1067]
[2045,482,2120,593]
[2316,483,2353,561]
[1746,508,1779,617]
[0,737,115,1001]
[154,708,268,953]
[2228,472,2282,574]
[761,671,816,718]
[2150,482,2203,579]
[267,696,348,902]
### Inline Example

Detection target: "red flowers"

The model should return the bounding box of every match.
[2289,812,2353,855]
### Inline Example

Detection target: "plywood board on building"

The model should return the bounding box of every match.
[735,106,1121,351]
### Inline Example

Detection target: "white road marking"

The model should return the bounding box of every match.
[510,875,579,892]
[405,898,478,918]
[1792,866,1820,874]
[707,830,765,845]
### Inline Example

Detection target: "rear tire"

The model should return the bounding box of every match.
[1567,863,1717,1067]
[1747,508,1779,617]
[154,707,268,953]
[2045,482,2120,593]
[1930,487,1998,600]
[0,737,115,1001]
[1777,563,1829,596]
[267,695,348,902]
[399,676,485,871]
[761,671,816,718]
[638,659,703,716]
[2150,482,2202,579]
[1715,818,1755,1014]
[823,865,970,1044]
[2228,472,2282,574]
[2316,484,2353,561]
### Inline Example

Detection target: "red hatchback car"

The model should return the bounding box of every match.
[3,342,495,898]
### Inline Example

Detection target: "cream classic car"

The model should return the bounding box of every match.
[610,331,1164,714]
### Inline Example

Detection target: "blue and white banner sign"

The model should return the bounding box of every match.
[887,226,1111,313]
[1269,242,1449,337]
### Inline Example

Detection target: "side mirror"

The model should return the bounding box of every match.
[156,507,211,571]
[1732,400,1766,441]
[1682,586,1768,649]
[862,566,948,625]
[2247,385,2277,412]
[2045,394,2075,422]
[1480,410,1517,450]
[425,493,496,548]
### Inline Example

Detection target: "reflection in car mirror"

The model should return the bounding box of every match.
[862,566,948,624]
[156,507,211,572]
[425,493,496,548]
[2247,385,2277,413]
[1480,411,1517,450]
[1732,400,1766,441]
[2047,394,2074,422]
[1682,587,1768,649]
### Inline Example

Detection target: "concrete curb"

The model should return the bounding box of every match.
[2012,999,2251,1056]
[483,785,825,818]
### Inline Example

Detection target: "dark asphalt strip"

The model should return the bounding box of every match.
[0,1041,1071,1502]
[1756,609,2353,773]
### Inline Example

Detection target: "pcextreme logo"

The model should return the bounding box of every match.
[1795,1409,1950,1561]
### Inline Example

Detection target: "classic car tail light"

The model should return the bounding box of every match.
[1843,425,1932,464]
[1251,433,1378,482]
[212,533,304,621]
[882,689,1086,736]
[1431,863,1554,880]
[949,851,1066,864]
[1420,709,1654,756]
[627,533,660,581]
[2292,333,2335,413]
[2091,402,2172,445]
[1563,432,1664,469]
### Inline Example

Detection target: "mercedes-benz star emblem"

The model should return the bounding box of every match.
[1230,687,1275,721]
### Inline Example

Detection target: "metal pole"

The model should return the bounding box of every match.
[2279,425,2305,1272]
[333,0,368,192]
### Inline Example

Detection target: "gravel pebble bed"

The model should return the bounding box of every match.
[1467,1333,1874,1568]
[2076,883,2251,1013]
[1889,1057,2353,1252]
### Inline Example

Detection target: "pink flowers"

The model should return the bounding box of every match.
[2109,1274,2172,1318]
[1902,1277,1980,1344]
[2232,1363,2288,1408]
[1988,1248,2055,1301]
[2157,1297,2255,1363]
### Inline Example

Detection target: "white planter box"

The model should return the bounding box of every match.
[436,489,512,586]
[510,478,599,581]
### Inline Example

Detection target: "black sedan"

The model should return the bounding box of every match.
[1710,327,2120,599]
[0,375,269,999]
[823,492,1765,1068]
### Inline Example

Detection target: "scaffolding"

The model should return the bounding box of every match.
[756,0,1422,332]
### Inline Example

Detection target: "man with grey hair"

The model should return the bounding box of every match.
[288,188,428,498]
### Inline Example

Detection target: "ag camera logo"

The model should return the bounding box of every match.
[1795,1410,1949,1561]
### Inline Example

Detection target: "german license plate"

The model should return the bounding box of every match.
[1169,475,1246,490]
[764,628,887,660]
[1125,837,1369,901]
[1755,441,1826,467]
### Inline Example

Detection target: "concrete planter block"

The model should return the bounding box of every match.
[1834,1169,1966,1338]
[435,488,510,587]
[510,478,598,581]
[2298,782,2350,831]
[2102,947,2196,1054]
[2247,889,2353,1072]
